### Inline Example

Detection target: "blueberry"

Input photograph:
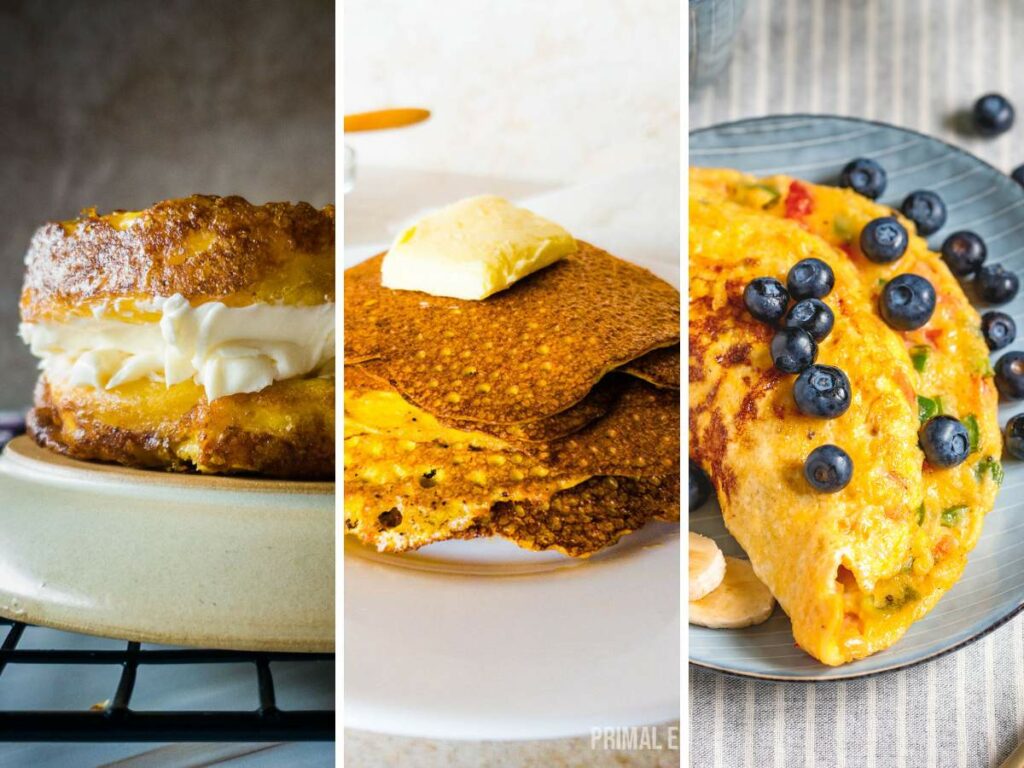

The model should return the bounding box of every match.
[770,328,817,373]
[793,364,852,419]
[901,190,947,236]
[787,258,834,300]
[973,93,1015,137]
[941,231,987,277]
[879,274,936,330]
[804,445,853,493]
[919,415,971,468]
[839,158,887,200]
[977,264,1020,304]
[995,351,1024,400]
[744,277,790,325]
[860,217,909,264]
[981,311,1016,351]
[1005,414,1024,460]
[783,298,834,342]
[689,459,712,511]
[1012,165,1024,188]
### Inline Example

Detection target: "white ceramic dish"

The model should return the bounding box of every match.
[343,168,681,739]
[0,436,334,652]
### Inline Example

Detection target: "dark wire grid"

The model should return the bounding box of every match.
[0,619,334,742]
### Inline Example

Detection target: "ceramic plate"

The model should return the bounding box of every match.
[690,114,1024,681]
[0,436,334,652]
[344,169,681,739]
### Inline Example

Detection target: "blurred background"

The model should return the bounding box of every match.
[0,0,333,408]
[344,0,680,252]
[690,0,1023,175]
[345,0,679,182]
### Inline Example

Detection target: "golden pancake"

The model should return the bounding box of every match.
[344,376,677,553]
[621,345,681,389]
[486,473,680,557]
[344,224,679,557]
[348,360,622,444]
[343,253,386,364]
[370,241,679,424]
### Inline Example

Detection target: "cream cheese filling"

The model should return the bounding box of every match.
[20,295,335,401]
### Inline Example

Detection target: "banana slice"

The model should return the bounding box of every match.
[689,557,775,629]
[689,532,726,601]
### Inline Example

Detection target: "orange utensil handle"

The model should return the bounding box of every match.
[344,108,431,133]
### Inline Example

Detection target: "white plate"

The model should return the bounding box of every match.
[343,167,681,739]
[0,436,334,652]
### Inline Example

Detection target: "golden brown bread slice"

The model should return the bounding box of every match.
[32,375,334,479]
[21,195,334,323]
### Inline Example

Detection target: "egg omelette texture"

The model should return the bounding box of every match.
[344,243,681,557]
[690,174,1001,666]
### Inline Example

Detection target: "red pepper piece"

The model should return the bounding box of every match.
[785,180,814,219]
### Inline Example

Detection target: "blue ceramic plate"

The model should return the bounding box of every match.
[690,115,1024,681]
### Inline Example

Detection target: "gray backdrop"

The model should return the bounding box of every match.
[0,0,334,408]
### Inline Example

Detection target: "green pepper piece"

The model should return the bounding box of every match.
[910,345,930,372]
[963,414,979,453]
[940,505,967,527]
[918,395,939,423]
[916,503,925,526]
[875,585,921,611]
[833,214,855,241]
[742,183,781,209]
[974,456,1004,485]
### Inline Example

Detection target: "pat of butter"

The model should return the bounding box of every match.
[381,195,576,300]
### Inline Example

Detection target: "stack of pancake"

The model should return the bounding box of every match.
[344,242,681,557]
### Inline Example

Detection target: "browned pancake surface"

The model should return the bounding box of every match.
[354,242,679,424]
[621,344,680,389]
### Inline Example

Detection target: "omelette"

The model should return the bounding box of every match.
[345,226,680,557]
[689,169,1001,665]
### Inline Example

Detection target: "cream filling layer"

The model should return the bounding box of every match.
[20,295,335,401]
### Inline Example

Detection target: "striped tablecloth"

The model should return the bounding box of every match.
[689,1,1024,766]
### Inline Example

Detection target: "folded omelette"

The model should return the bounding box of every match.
[689,168,1001,665]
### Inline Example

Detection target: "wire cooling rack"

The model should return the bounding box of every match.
[0,419,333,742]
[0,619,334,742]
